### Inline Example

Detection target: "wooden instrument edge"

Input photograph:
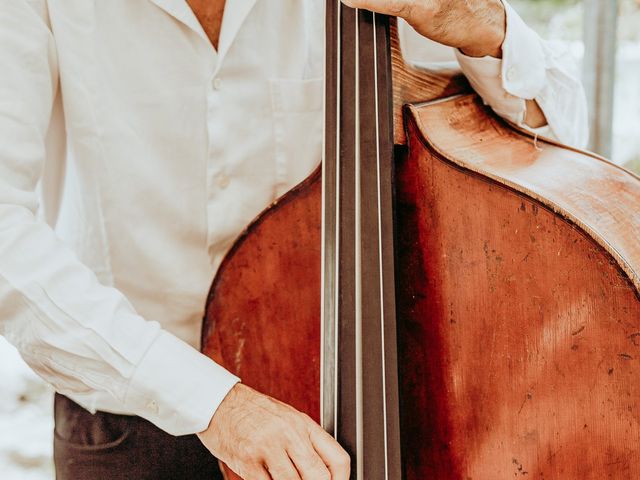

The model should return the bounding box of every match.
[200,165,321,351]
[405,95,640,295]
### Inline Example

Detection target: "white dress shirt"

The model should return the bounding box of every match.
[0,0,587,436]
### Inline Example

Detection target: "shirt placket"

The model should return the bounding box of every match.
[205,66,230,255]
[202,1,258,261]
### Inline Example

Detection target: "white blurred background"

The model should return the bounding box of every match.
[0,337,54,479]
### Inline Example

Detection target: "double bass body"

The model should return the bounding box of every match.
[395,96,640,478]
[202,12,640,480]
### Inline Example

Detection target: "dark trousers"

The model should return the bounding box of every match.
[53,393,224,480]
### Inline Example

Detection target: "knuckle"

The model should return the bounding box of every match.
[314,471,331,480]
[284,432,303,449]
[312,464,331,480]
[300,448,331,478]
[337,450,351,468]
[268,465,296,480]
[237,438,252,456]
[238,438,264,461]
[259,426,278,442]
[304,451,323,467]
[238,464,265,479]
[298,411,313,423]
[302,418,322,434]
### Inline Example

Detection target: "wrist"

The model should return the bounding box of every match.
[198,382,242,437]
[459,20,506,58]
[459,0,506,59]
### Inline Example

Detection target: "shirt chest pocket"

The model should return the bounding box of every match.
[269,78,323,197]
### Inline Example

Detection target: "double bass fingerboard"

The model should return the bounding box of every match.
[321,3,402,479]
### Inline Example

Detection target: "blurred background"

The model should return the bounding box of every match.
[0,336,53,479]
[512,0,640,172]
[1,1,638,479]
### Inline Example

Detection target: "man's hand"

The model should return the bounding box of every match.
[342,1,548,127]
[342,0,507,58]
[198,384,350,479]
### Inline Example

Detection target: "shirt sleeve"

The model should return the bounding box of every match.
[0,0,238,436]
[454,0,589,148]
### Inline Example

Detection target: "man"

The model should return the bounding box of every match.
[0,0,586,478]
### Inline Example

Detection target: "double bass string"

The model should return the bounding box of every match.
[320,0,339,438]
[371,13,390,479]
[353,5,365,479]
[331,0,341,446]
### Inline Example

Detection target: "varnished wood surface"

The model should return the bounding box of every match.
[201,170,322,480]
[408,95,640,290]
[396,96,640,479]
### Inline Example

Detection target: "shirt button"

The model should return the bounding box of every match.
[505,66,518,82]
[217,174,230,189]
[212,77,223,90]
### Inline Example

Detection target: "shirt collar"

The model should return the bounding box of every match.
[148,0,208,41]
[148,0,257,67]
[218,0,257,61]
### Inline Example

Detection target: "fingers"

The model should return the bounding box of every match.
[230,463,272,480]
[287,439,331,480]
[308,424,351,480]
[266,452,302,480]
[200,383,351,480]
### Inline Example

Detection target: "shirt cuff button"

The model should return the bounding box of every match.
[217,174,230,189]
[146,400,159,414]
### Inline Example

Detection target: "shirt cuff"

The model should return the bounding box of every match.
[454,0,546,125]
[499,0,546,99]
[454,51,527,125]
[123,329,240,436]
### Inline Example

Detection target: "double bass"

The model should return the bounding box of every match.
[202,2,640,478]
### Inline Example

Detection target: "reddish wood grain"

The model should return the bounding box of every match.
[201,170,322,480]
[408,95,640,288]
[396,99,640,479]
